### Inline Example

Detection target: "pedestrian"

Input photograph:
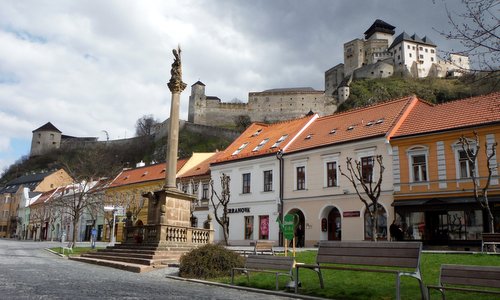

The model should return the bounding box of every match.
[296,224,304,247]
[390,220,403,241]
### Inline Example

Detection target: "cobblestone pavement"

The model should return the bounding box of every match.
[0,239,300,300]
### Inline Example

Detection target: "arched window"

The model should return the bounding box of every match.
[364,204,387,240]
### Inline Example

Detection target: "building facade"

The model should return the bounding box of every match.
[391,93,500,248]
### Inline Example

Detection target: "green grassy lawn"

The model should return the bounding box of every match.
[224,252,500,300]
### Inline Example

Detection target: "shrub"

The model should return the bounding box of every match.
[179,243,244,279]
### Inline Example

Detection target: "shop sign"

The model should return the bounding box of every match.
[228,207,250,214]
[343,211,360,217]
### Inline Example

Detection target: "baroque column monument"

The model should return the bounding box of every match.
[69,48,212,272]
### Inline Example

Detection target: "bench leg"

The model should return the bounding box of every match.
[275,273,279,290]
[317,268,324,289]
[295,267,299,293]
[231,269,234,285]
[395,274,401,300]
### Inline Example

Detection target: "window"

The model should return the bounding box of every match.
[253,138,269,152]
[361,156,374,183]
[410,154,428,182]
[430,49,435,53]
[419,54,424,59]
[431,57,434,62]
[232,142,249,155]
[458,149,475,178]
[271,134,288,148]
[244,216,254,240]
[326,162,338,187]
[202,183,209,200]
[419,46,423,51]
[409,53,412,58]
[263,170,273,192]
[259,215,269,240]
[425,48,428,53]
[296,166,305,190]
[242,173,251,194]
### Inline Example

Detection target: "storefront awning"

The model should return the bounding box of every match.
[392,196,500,207]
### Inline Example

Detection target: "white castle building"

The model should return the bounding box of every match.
[325,19,470,102]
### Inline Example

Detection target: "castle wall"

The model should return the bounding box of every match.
[325,64,344,96]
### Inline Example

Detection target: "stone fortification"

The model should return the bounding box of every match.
[188,81,337,127]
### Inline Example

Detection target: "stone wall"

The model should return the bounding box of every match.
[189,82,338,127]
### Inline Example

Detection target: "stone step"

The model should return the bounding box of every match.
[86,250,183,261]
[69,256,163,273]
[80,253,155,265]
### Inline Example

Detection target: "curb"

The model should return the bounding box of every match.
[44,248,67,258]
[165,275,327,300]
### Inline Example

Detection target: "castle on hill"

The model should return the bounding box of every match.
[189,19,470,127]
[326,19,470,102]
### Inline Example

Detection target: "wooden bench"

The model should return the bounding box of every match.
[62,242,74,255]
[295,241,425,300]
[481,233,500,252]
[253,240,275,255]
[231,255,294,290]
[427,264,500,299]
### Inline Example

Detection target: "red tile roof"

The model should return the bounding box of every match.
[108,159,188,188]
[213,115,317,164]
[392,92,500,138]
[286,95,419,153]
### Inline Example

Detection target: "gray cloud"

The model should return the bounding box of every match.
[0,0,462,172]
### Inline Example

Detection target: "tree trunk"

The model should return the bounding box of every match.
[371,215,377,242]
[72,218,79,244]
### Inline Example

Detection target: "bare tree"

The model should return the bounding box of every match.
[435,0,499,73]
[135,114,159,137]
[339,155,385,241]
[209,173,231,245]
[54,147,123,244]
[459,131,498,233]
[234,115,251,132]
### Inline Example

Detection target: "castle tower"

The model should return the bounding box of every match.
[188,81,206,123]
[30,122,62,157]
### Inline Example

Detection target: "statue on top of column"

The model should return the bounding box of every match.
[167,46,187,93]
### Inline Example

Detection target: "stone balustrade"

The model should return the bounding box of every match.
[124,224,213,245]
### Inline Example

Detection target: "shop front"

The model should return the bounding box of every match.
[394,197,500,248]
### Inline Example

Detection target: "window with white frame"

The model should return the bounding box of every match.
[458,149,475,178]
[242,173,251,194]
[453,142,477,179]
[327,162,338,187]
[263,170,273,192]
[407,146,429,182]
[361,156,374,183]
[296,166,306,190]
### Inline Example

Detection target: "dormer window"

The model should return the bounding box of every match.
[366,121,374,126]
[251,129,262,137]
[232,142,249,155]
[347,125,355,131]
[271,134,288,148]
[252,138,269,152]
[376,118,384,124]
[141,171,148,177]
[329,129,337,134]
[305,134,313,140]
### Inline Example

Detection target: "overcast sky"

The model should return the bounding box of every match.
[0,0,465,175]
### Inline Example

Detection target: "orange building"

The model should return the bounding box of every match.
[390,92,500,248]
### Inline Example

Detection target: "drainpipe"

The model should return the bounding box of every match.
[276,150,284,247]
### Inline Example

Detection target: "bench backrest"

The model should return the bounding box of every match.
[482,233,500,242]
[254,240,274,253]
[65,242,74,248]
[245,255,294,272]
[440,264,500,289]
[316,241,422,269]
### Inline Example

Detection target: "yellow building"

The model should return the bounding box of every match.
[391,92,500,248]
